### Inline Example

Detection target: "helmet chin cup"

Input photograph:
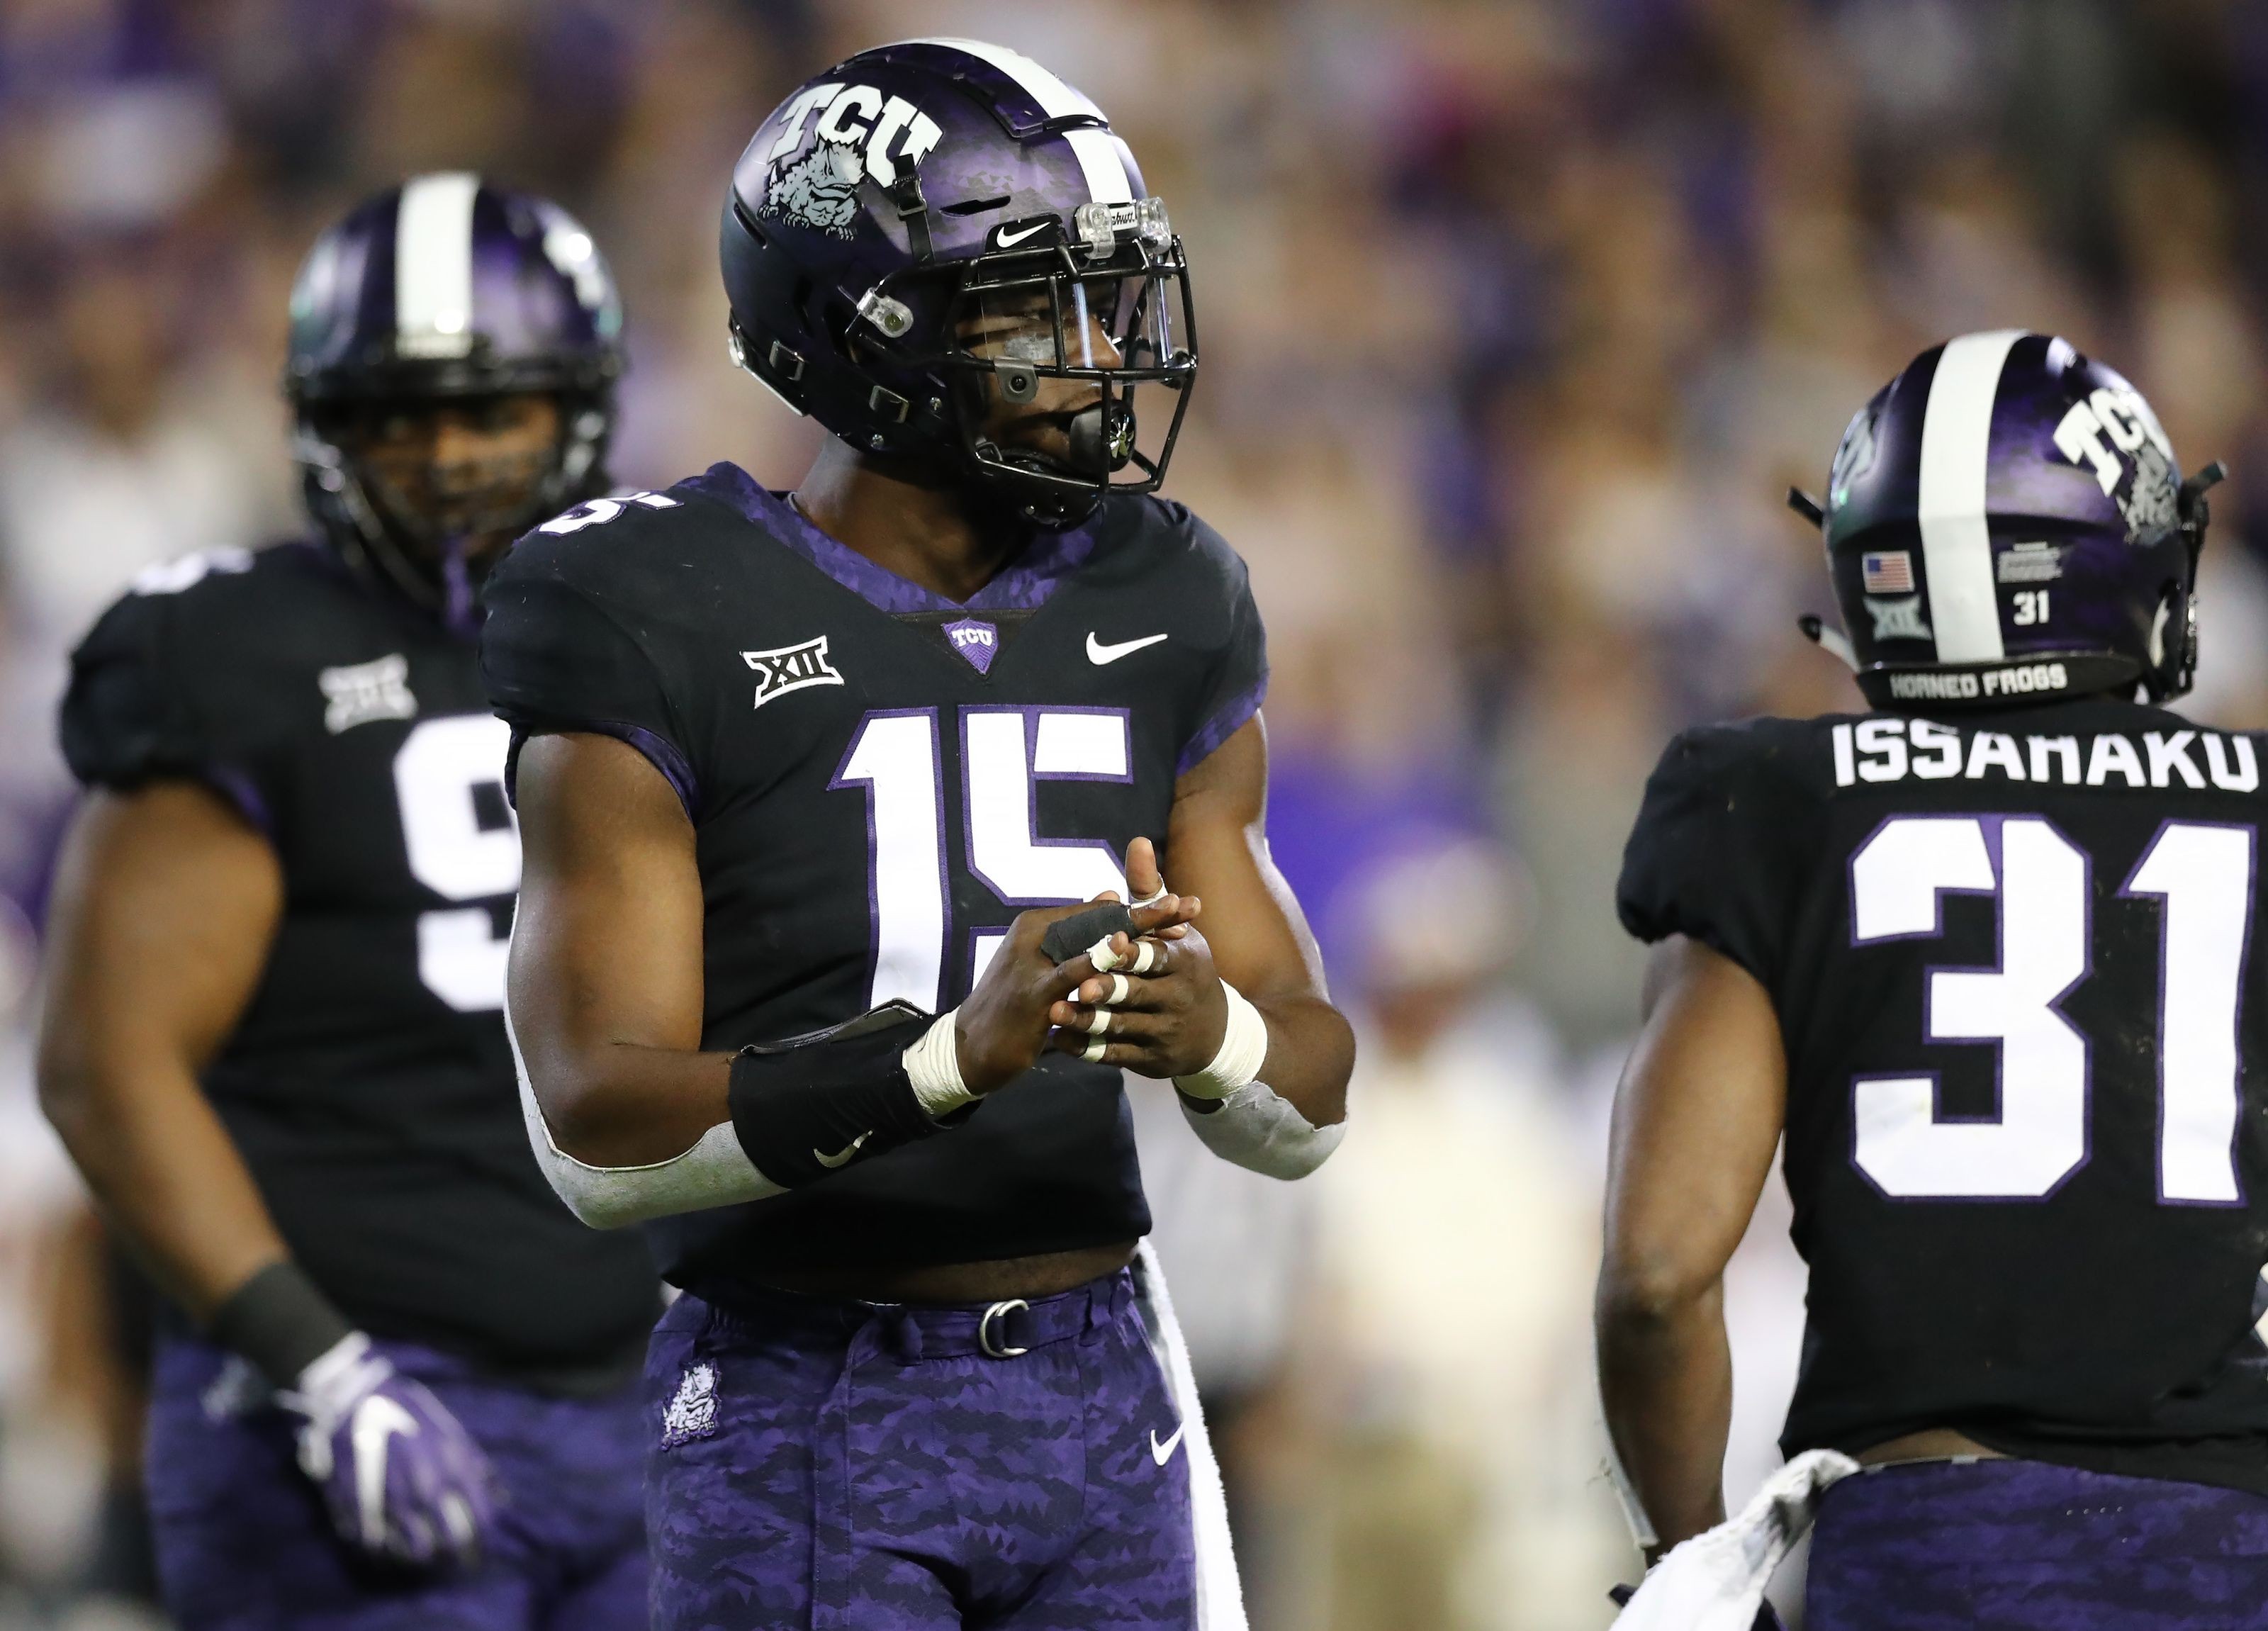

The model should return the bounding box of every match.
[1067,402,1136,476]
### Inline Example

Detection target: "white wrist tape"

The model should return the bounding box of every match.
[902,1010,976,1117]
[1178,1080,1344,1179]
[507,1002,782,1229]
[1173,981,1269,1100]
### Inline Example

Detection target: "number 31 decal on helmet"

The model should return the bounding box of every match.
[1793,330,2225,709]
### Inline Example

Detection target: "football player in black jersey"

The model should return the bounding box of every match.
[38,176,658,1629]
[483,40,1354,1631]
[1598,330,2268,1627]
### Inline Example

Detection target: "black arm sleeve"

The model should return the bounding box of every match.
[480,554,700,817]
[726,1003,975,1187]
[1615,724,1811,992]
[61,588,274,827]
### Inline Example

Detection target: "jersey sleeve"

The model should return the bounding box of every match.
[1616,724,1813,990]
[479,533,700,816]
[60,587,274,826]
[1175,512,1269,776]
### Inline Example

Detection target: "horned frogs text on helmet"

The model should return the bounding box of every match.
[718,38,1198,526]
[1795,330,2224,710]
[286,174,624,632]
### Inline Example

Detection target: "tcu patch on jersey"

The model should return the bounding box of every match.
[1619,699,2268,1493]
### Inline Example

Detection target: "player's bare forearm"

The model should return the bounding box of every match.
[1049,717,1352,1126]
[36,785,292,1321]
[1595,935,1787,1554]
[508,732,734,1167]
[1598,1273,1736,1557]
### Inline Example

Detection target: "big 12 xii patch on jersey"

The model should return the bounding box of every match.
[62,543,658,1379]
[480,463,1268,1293]
[1619,699,2268,1493]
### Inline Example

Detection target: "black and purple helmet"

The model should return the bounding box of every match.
[720,38,1198,525]
[285,173,624,623]
[1800,330,2223,710]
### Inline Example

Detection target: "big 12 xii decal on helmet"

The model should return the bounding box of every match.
[1794,330,2225,710]
[719,38,1198,526]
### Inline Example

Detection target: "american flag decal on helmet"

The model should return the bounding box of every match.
[1861,551,1915,594]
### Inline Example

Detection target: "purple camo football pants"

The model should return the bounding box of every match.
[146,1335,646,1631]
[646,1269,1197,1630]
[1807,1457,2268,1629]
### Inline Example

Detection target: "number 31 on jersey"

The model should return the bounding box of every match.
[1851,814,2252,1204]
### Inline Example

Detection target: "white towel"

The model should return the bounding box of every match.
[1132,1238,1250,1631]
[1613,1449,1860,1631]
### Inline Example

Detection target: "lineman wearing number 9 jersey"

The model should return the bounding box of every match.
[1596,332,2268,1629]
[38,179,658,1628]
[485,39,1354,1631]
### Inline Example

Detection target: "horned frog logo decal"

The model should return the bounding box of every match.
[767,142,863,237]
[758,81,944,241]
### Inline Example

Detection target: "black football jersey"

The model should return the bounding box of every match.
[479,463,1269,1291]
[62,544,658,1381]
[1619,697,2268,1492]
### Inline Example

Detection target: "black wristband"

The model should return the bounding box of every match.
[208,1260,356,1389]
[728,1002,964,1187]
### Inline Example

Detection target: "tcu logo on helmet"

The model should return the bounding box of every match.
[2053,386,2179,545]
[760,82,943,237]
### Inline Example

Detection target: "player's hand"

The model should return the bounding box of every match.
[1047,840,1228,1077]
[957,850,1197,1095]
[279,1332,499,1574]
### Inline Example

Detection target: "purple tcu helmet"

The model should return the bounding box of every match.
[1796,330,2224,710]
[286,173,624,625]
[720,38,1197,525]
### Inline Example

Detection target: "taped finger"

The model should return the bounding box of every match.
[1082,1035,1107,1063]
[1131,882,1170,910]
[1088,937,1126,974]
[1086,1007,1111,1036]
[1103,973,1131,1007]
[1130,939,1159,974]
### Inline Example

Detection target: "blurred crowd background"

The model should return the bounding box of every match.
[0,0,2264,1626]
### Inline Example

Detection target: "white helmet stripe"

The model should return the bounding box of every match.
[1062,129,1135,204]
[1916,329,2023,664]
[902,38,1133,203]
[395,172,480,359]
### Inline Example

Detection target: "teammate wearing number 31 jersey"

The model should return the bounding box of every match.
[39,179,658,1628]
[483,40,1352,1631]
[1598,331,2268,1629]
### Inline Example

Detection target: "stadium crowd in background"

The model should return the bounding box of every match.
[0,1,2264,1627]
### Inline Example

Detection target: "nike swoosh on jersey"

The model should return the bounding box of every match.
[1087,631,1170,665]
[814,1131,871,1170]
[1150,1423,1186,1465]
[995,220,1052,248]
